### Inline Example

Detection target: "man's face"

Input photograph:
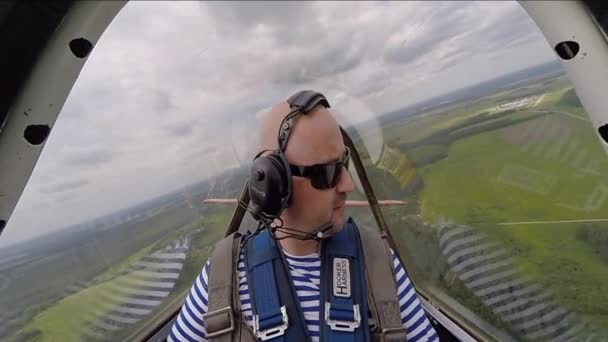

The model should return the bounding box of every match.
[283,107,355,233]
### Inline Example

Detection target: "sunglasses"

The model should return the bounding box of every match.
[289,147,351,190]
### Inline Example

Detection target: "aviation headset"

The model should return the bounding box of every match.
[247,90,331,222]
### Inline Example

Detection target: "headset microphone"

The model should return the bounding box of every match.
[270,221,334,241]
[312,222,334,240]
[271,204,337,242]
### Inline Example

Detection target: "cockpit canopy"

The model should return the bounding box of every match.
[1,1,608,341]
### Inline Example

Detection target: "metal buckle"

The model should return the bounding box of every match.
[325,303,361,332]
[202,306,234,338]
[253,305,289,341]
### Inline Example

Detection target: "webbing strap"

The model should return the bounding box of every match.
[206,233,243,342]
[320,218,370,342]
[359,226,408,342]
[244,229,309,342]
[247,231,287,341]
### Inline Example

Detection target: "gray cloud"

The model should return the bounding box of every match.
[203,1,314,28]
[63,149,115,167]
[203,1,319,44]
[165,120,195,137]
[437,49,476,73]
[382,2,476,66]
[41,179,90,195]
[271,42,365,86]
[1,0,560,247]
[487,5,540,40]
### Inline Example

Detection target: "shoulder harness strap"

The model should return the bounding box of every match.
[358,225,408,342]
[205,232,256,342]
[243,229,310,342]
[213,221,408,342]
[320,218,371,342]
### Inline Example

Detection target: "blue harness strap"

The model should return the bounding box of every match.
[320,218,370,342]
[244,218,370,342]
[243,229,310,342]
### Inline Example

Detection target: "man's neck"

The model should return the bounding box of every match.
[278,237,320,256]
[273,216,322,256]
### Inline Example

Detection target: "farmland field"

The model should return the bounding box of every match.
[365,74,608,340]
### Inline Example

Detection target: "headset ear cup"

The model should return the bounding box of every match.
[248,152,291,219]
[268,153,291,214]
[278,153,293,208]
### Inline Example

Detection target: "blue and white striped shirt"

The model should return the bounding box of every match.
[169,246,438,342]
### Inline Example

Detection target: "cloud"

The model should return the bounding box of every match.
[383,2,476,66]
[0,1,561,247]
[41,179,90,195]
[203,1,318,42]
[63,149,115,167]
[163,118,198,138]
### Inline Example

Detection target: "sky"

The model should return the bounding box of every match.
[0,0,559,247]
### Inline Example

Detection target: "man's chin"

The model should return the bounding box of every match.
[330,217,347,233]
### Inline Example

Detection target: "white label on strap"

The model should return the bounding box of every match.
[333,257,351,298]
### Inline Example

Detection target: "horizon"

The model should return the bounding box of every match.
[0,1,559,248]
[0,60,565,250]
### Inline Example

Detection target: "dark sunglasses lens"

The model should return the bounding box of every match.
[310,164,340,189]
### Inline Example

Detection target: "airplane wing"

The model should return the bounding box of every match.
[203,198,408,207]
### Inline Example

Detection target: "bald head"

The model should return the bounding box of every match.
[259,100,344,166]
[259,101,292,150]
[255,95,355,252]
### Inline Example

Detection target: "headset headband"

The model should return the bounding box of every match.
[277,90,331,152]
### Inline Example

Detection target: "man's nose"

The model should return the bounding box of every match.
[337,166,355,193]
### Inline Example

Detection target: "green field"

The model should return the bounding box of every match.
[118,207,234,341]
[368,76,608,336]
[9,206,232,342]
[419,111,608,325]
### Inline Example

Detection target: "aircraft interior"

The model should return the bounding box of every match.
[0,1,607,341]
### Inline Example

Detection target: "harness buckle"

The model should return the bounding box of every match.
[202,306,235,338]
[253,305,289,341]
[324,302,361,332]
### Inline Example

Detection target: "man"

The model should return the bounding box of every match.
[169,93,439,342]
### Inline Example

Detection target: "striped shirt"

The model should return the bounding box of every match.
[169,247,438,342]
